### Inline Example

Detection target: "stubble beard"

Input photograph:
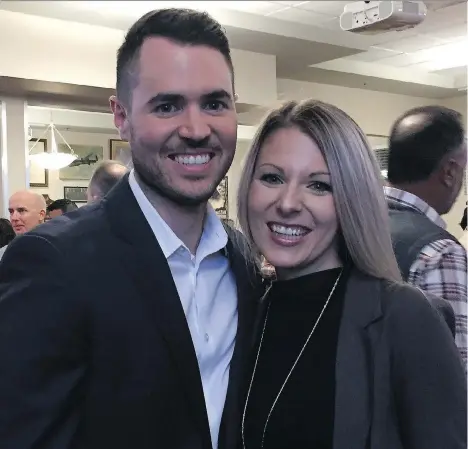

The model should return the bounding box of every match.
[131,137,231,208]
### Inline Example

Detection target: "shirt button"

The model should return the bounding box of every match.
[204,333,209,342]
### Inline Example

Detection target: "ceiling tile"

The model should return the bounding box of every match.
[267,7,333,25]
[272,1,310,6]
[415,6,467,33]
[421,23,467,41]
[313,16,342,30]
[433,66,467,77]
[215,1,287,14]
[376,35,446,52]
[345,48,402,62]
[374,52,432,67]
[295,1,349,16]
[405,61,443,72]
[425,0,467,12]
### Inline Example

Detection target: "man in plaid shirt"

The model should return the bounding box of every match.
[385,105,467,366]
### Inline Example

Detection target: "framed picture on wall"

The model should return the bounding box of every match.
[42,194,53,207]
[64,186,88,203]
[209,176,228,219]
[110,139,133,168]
[59,144,104,181]
[367,134,389,180]
[28,138,49,188]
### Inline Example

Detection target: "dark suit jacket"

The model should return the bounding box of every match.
[0,176,263,449]
[253,268,466,449]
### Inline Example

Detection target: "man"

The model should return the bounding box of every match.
[0,9,261,449]
[87,160,128,202]
[46,198,78,219]
[385,105,467,364]
[0,190,46,259]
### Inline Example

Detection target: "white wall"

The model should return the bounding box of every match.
[0,10,277,107]
[278,78,437,136]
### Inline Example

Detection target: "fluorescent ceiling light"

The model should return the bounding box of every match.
[416,39,468,71]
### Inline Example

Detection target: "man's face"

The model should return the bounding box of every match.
[8,192,45,234]
[111,37,237,206]
[443,142,467,214]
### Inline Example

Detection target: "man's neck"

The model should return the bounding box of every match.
[391,182,439,213]
[135,173,207,254]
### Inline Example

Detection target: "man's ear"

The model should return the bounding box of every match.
[440,158,460,189]
[110,95,130,141]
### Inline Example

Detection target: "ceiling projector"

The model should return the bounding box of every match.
[340,1,427,34]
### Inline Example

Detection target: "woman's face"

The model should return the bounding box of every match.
[247,127,341,279]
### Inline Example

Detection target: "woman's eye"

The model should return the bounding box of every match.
[260,173,282,184]
[309,181,332,193]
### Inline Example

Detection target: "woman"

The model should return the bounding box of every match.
[237,100,466,449]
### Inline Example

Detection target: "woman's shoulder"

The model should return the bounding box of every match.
[360,275,455,336]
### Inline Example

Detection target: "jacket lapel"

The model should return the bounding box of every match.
[333,269,383,449]
[103,176,212,449]
[219,237,262,449]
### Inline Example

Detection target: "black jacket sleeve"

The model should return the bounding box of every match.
[0,234,88,449]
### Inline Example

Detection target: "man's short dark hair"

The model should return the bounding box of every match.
[47,199,78,214]
[388,105,465,184]
[89,161,128,200]
[116,8,233,105]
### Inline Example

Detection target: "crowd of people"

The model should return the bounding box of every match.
[0,7,466,449]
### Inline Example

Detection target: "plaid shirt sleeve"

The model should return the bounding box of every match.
[408,239,467,366]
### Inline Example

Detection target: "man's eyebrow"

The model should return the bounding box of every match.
[201,89,232,101]
[147,89,232,106]
[147,92,184,105]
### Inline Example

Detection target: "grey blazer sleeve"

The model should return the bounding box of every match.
[390,287,466,449]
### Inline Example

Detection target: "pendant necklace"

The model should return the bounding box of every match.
[241,269,343,449]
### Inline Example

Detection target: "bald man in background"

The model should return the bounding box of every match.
[0,190,46,259]
[87,160,128,203]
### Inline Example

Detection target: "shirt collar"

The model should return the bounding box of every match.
[128,170,228,259]
[384,185,446,229]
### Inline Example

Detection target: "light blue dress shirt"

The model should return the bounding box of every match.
[129,170,238,449]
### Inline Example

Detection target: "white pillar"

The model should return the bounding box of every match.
[0,98,29,217]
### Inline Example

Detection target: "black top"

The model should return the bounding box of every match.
[242,267,348,449]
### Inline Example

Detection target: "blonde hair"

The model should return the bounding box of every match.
[237,100,402,282]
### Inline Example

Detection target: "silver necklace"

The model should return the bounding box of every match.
[241,269,343,449]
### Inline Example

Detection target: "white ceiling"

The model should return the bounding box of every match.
[0,0,466,97]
